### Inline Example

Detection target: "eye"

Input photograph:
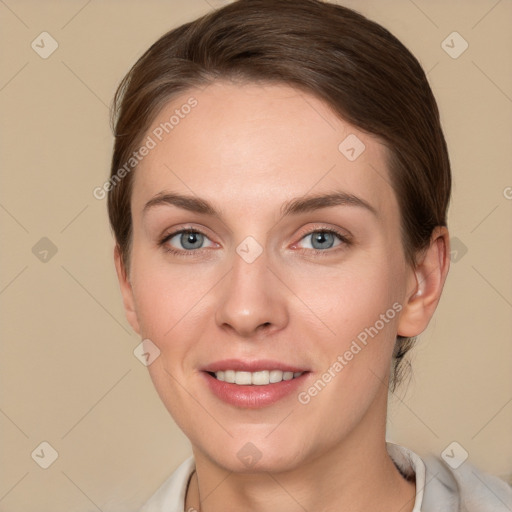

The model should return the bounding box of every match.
[159,228,215,255]
[294,228,351,254]
[159,226,351,257]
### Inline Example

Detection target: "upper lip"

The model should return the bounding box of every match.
[201,359,309,373]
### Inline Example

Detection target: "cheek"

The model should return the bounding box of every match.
[295,258,404,394]
[293,257,401,338]
[296,269,401,413]
[129,248,216,352]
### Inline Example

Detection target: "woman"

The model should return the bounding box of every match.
[107,1,512,510]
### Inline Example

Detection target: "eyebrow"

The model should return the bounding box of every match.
[142,190,378,219]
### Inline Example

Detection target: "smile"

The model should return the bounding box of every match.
[202,370,310,408]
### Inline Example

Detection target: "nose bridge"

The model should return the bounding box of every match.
[214,237,287,337]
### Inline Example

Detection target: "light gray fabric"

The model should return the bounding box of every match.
[421,453,512,512]
[139,443,512,511]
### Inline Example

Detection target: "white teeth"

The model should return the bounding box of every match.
[224,370,235,383]
[213,369,304,385]
[235,371,252,385]
[252,370,270,385]
[269,370,283,383]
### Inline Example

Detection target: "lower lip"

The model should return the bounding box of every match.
[201,371,310,409]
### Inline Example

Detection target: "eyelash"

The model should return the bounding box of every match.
[158,226,351,258]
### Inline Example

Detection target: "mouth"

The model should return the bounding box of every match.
[199,360,311,408]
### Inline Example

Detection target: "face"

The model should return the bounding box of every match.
[116,81,423,473]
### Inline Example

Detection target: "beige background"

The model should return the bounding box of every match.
[0,0,511,510]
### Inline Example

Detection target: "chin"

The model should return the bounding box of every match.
[200,436,308,474]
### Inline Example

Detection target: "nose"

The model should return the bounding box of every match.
[214,244,289,338]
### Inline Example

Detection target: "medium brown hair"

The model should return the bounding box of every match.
[108,0,451,391]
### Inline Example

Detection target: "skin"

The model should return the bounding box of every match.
[114,81,450,511]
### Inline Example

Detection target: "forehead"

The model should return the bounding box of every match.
[132,81,397,223]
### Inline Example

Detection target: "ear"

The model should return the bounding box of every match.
[397,226,450,337]
[113,244,141,335]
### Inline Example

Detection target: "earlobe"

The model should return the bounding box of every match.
[113,244,141,335]
[397,227,450,337]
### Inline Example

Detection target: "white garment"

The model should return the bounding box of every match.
[139,442,512,512]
